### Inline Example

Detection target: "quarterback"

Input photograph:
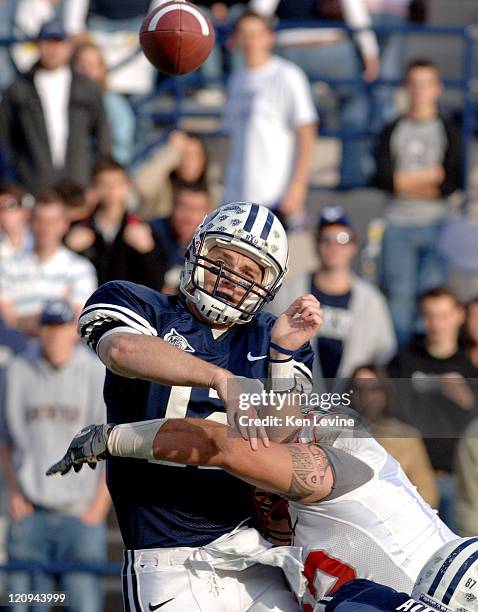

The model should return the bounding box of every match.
[51,203,323,612]
[50,403,456,611]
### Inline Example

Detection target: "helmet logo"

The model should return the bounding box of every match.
[164,328,195,353]
[244,233,261,248]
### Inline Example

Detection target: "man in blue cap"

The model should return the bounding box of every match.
[269,205,397,388]
[0,299,110,612]
[0,19,111,194]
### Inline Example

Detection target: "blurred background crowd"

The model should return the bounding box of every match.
[1,0,478,610]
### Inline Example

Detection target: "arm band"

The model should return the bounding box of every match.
[269,342,296,356]
[107,419,167,460]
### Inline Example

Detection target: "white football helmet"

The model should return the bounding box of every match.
[412,537,478,611]
[180,202,288,325]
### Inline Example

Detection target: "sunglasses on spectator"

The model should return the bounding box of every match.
[0,197,21,211]
[317,231,353,245]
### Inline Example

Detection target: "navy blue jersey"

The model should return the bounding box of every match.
[79,281,313,549]
[326,580,426,612]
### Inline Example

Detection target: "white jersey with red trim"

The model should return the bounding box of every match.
[290,410,456,612]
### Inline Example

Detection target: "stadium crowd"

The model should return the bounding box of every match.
[0,1,478,611]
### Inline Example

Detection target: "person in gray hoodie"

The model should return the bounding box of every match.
[268,206,397,388]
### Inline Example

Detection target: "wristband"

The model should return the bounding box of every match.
[268,355,293,363]
[107,418,167,460]
[269,342,295,356]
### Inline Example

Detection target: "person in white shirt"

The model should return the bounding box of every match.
[250,0,381,187]
[222,10,318,229]
[0,192,97,336]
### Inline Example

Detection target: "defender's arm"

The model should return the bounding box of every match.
[155,419,334,504]
[48,417,334,504]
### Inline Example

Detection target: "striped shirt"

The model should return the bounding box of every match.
[0,246,97,316]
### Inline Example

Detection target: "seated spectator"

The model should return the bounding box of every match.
[222,10,317,228]
[0,183,33,262]
[0,19,111,194]
[0,191,97,335]
[465,296,478,368]
[250,0,379,187]
[375,59,461,346]
[134,130,210,220]
[66,158,166,290]
[268,206,397,386]
[151,185,212,293]
[455,418,478,536]
[352,364,438,507]
[389,286,478,530]
[0,300,110,612]
[72,41,136,165]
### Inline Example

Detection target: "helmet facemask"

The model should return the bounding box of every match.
[182,233,285,325]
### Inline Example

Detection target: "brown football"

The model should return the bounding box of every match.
[139,1,215,75]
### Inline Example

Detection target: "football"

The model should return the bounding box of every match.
[139,1,215,75]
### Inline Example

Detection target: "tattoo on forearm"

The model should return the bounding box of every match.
[286,444,331,501]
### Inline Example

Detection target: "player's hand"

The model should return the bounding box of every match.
[271,295,323,357]
[212,371,269,451]
[46,424,114,476]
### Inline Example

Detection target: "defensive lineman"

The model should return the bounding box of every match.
[59,203,323,611]
[50,408,456,611]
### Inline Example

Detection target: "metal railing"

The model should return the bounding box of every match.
[131,21,478,192]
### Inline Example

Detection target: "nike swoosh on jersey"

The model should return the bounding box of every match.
[247,352,267,361]
[149,598,175,611]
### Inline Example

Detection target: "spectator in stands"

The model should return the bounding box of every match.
[364,0,417,128]
[222,10,317,229]
[268,206,396,385]
[375,59,461,346]
[54,179,96,225]
[250,0,379,187]
[72,41,136,165]
[151,185,212,293]
[134,130,211,220]
[352,364,438,507]
[455,417,478,536]
[65,158,166,290]
[0,184,33,262]
[465,296,478,368]
[0,191,97,336]
[0,19,111,194]
[0,299,110,612]
[85,0,159,95]
[14,0,88,40]
[389,286,478,530]
[198,1,246,93]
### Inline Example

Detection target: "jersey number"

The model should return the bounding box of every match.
[165,385,225,422]
[155,386,226,469]
[303,550,356,608]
